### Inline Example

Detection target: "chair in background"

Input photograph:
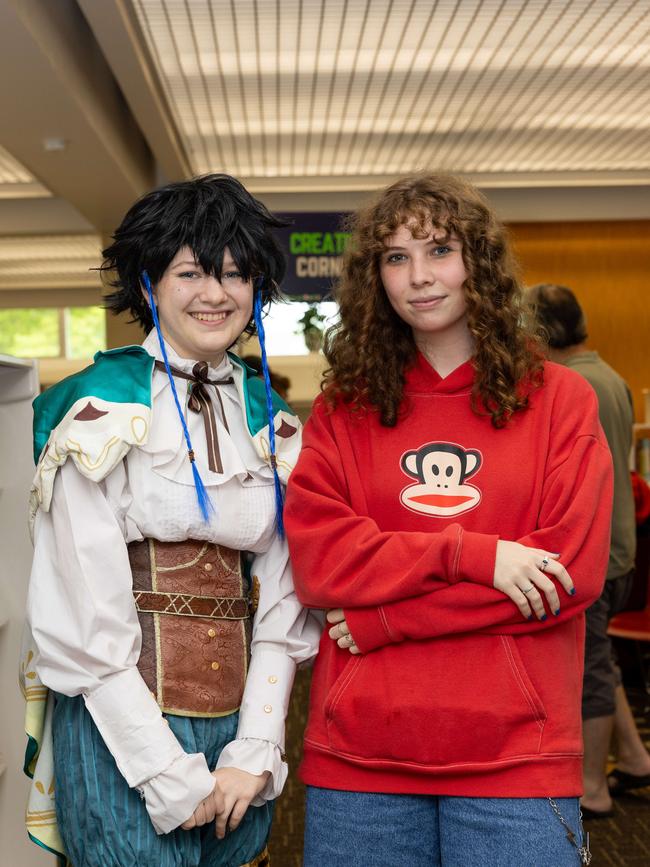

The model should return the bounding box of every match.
[608,528,650,695]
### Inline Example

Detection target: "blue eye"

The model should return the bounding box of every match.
[385,253,406,264]
[433,246,451,256]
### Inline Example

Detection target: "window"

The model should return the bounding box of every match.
[260,301,339,356]
[0,302,338,360]
[66,307,106,359]
[0,306,106,359]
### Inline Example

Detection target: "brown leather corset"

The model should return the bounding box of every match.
[129,539,252,718]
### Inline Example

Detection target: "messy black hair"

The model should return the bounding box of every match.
[526,283,588,349]
[101,173,287,333]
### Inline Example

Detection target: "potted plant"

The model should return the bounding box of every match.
[296,302,326,352]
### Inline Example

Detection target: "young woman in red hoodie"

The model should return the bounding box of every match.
[284,174,613,866]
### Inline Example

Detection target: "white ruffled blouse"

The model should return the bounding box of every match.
[27,331,321,834]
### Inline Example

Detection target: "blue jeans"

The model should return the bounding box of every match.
[304,787,585,867]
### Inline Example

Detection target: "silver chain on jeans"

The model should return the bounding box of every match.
[547,798,592,865]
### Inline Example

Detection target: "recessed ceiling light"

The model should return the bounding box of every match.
[42,137,67,152]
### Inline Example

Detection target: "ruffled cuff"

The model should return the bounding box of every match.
[140,752,215,835]
[216,738,288,805]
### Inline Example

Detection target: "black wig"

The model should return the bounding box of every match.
[101,173,287,333]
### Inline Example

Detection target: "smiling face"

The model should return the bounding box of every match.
[146,246,253,364]
[379,223,470,350]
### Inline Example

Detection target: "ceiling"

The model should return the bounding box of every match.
[0,235,102,290]
[131,0,650,185]
[0,145,49,198]
[0,0,648,300]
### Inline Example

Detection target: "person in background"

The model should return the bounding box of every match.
[284,174,613,866]
[241,354,292,403]
[528,283,650,818]
[21,173,320,867]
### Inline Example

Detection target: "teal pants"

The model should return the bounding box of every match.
[52,695,272,867]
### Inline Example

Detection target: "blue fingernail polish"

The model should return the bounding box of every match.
[527,615,533,621]
[554,608,560,616]
[570,588,576,596]
[541,614,547,622]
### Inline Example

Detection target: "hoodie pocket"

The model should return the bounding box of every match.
[323,656,365,722]
[324,633,547,766]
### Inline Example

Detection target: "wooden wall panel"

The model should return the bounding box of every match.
[508,220,650,421]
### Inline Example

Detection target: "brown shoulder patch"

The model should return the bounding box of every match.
[275,419,297,438]
[73,401,109,421]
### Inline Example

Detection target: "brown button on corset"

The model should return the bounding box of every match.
[129,539,252,718]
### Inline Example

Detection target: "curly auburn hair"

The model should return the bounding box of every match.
[323,173,544,428]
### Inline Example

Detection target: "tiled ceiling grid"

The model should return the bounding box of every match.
[0,145,49,197]
[0,235,102,289]
[132,0,650,180]
[0,144,35,185]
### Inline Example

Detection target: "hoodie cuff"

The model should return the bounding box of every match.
[455,531,499,587]
[345,606,395,654]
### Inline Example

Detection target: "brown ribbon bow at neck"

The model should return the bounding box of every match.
[155,360,234,474]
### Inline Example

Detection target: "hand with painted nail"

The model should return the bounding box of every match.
[493,541,575,620]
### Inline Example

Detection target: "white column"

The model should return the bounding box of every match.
[0,355,54,865]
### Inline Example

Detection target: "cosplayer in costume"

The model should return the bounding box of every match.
[284,174,613,866]
[21,174,320,867]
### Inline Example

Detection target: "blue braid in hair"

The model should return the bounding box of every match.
[253,281,285,538]
[141,270,214,522]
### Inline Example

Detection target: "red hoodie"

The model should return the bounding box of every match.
[284,356,613,797]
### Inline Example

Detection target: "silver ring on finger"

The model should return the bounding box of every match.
[522,585,535,595]
[540,556,549,570]
[345,633,355,646]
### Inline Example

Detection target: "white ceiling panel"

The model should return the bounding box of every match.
[129,0,650,186]
[0,235,102,290]
[0,145,50,199]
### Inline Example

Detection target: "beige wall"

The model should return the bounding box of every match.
[105,308,146,349]
[0,358,55,866]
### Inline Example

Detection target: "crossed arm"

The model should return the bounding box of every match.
[285,397,613,654]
